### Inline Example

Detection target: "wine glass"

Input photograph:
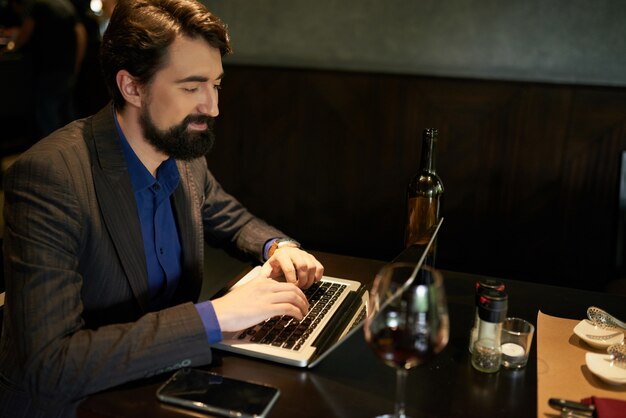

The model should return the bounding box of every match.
[364,262,449,418]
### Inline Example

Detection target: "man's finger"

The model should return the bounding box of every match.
[258,261,273,278]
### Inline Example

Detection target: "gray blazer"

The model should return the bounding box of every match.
[0,105,283,417]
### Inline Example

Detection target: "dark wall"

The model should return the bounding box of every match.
[208,65,626,291]
[208,1,626,87]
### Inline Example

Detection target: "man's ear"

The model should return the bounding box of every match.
[116,70,143,108]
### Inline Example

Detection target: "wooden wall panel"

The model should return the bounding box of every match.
[209,65,626,291]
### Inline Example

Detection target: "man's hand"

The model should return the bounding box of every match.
[259,247,324,289]
[212,274,309,332]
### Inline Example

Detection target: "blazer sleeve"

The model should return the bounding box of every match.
[191,158,288,262]
[1,146,213,407]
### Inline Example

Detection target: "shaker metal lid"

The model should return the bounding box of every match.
[474,278,506,304]
[475,278,506,292]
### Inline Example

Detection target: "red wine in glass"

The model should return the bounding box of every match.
[365,263,449,418]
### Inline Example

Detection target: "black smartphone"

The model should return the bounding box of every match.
[156,368,280,418]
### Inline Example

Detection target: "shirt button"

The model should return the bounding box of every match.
[153,184,161,191]
[159,248,164,255]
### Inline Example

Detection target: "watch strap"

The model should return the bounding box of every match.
[268,238,301,258]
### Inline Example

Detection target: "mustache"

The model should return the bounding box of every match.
[183,114,215,128]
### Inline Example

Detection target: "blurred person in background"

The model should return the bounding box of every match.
[71,0,109,117]
[0,0,87,137]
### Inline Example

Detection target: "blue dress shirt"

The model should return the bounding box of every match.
[114,111,221,343]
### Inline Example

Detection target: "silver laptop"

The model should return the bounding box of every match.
[213,218,443,368]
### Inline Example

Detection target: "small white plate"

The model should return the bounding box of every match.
[573,319,624,349]
[585,352,626,385]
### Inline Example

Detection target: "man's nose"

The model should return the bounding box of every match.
[197,88,219,117]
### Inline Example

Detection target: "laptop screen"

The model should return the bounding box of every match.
[307,217,443,367]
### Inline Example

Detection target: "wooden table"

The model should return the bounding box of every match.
[77,251,626,417]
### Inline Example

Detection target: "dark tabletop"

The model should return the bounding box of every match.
[77,251,626,418]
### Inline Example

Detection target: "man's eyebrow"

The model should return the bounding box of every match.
[175,72,225,83]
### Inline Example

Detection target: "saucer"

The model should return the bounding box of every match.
[573,319,624,349]
[585,352,626,385]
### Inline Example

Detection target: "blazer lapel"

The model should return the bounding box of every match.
[171,161,203,304]
[87,106,150,312]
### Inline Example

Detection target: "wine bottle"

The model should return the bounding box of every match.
[405,128,444,248]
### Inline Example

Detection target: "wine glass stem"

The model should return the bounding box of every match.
[394,368,408,418]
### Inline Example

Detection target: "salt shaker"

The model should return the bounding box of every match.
[468,278,505,353]
[471,289,508,373]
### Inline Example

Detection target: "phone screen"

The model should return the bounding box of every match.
[156,368,280,418]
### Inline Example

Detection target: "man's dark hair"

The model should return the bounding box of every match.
[100,0,232,109]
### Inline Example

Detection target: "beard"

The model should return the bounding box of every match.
[139,105,216,161]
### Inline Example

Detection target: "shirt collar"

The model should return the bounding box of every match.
[113,109,180,193]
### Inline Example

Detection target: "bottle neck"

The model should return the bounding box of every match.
[420,131,437,174]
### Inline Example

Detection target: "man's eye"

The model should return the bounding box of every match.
[214,84,222,91]
[183,87,198,93]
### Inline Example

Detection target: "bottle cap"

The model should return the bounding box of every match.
[477,289,508,323]
[424,128,438,141]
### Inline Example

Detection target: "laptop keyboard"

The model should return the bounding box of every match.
[236,281,347,351]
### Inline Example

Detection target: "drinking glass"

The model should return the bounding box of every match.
[364,263,449,418]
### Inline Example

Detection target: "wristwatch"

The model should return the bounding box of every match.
[268,238,301,258]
